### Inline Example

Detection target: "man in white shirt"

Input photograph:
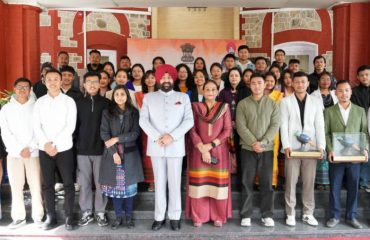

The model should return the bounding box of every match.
[33,69,77,231]
[0,78,43,229]
[139,64,194,231]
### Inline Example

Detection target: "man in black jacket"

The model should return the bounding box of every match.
[87,49,103,72]
[33,62,53,98]
[351,64,370,192]
[61,66,83,101]
[76,71,111,227]
[308,55,336,93]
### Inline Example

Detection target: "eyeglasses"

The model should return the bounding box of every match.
[15,85,30,90]
[85,80,100,85]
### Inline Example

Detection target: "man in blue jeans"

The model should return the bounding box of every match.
[325,80,369,229]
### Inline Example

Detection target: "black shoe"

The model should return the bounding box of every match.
[151,220,166,231]
[42,215,57,230]
[126,215,135,229]
[346,218,363,229]
[65,217,74,231]
[96,214,109,227]
[111,216,122,230]
[78,213,94,227]
[170,220,181,231]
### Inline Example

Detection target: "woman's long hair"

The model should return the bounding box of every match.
[108,85,135,117]
[224,67,243,91]
[131,63,145,83]
[99,70,112,90]
[102,61,115,77]
[152,56,166,71]
[174,63,194,91]
[142,70,159,93]
[193,57,207,73]
[281,69,294,93]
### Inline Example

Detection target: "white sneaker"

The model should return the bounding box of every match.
[54,183,64,192]
[286,215,296,226]
[302,214,318,226]
[261,217,275,227]
[241,218,251,227]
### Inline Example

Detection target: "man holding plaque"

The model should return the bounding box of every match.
[325,80,369,229]
[280,71,325,227]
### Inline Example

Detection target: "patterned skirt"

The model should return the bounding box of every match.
[101,164,138,198]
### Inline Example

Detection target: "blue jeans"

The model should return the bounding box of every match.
[329,163,360,220]
[112,196,134,217]
[359,161,370,187]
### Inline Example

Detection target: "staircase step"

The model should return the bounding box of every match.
[1,218,370,239]
[1,184,370,220]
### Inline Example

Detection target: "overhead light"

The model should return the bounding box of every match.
[187,7,207,12]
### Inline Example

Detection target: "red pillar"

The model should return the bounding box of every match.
[333,3,370,85]
[0,1,7,91]
[0,3,41,91]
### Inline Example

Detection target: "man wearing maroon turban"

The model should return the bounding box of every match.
[139,64,194,231]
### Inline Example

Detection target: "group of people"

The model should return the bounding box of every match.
[0,45,370,233]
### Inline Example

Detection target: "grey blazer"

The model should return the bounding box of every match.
[99,107,144,187]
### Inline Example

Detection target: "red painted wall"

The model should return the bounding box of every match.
[0,3,40,90]
[40,9,148,70]
[274,10,332,56]
[240,10,333,63]
[333,3,370,85]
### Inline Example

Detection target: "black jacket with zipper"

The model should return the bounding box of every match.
[76,93,111,155]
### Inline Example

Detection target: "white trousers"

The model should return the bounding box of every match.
[151,157,183,221]
[7,157,43,221]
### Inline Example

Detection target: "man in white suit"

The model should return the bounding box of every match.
[139,64,194,231]
[280,71,325,227]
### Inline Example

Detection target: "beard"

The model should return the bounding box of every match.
[160,82,174,92]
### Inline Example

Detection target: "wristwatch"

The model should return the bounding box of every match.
[211,141,217,148]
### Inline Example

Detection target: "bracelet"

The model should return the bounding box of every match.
[211,141,217,148]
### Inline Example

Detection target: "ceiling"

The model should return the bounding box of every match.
[3,0,370,9]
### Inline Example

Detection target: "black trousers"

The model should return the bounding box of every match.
[240,149,274,218]
[40,149,75,218]
[55,146,77,183]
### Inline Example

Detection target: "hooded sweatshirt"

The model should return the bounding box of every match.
[0,95,38,157]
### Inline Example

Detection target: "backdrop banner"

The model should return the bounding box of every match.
[127,38,245,72]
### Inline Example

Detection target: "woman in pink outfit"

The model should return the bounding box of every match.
[186,80,233,227]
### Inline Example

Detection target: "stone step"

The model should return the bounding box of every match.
[2,218,370,240]
[1,184,370,220]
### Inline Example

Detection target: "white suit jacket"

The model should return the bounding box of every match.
[280,94,326,151]
[310,89,338,110]
[139,90,194,157]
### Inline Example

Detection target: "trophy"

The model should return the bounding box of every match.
[332,133,367,162]
[290,132,322,158]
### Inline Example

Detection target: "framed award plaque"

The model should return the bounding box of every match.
[332,132,367,162]
[290,132,322,159]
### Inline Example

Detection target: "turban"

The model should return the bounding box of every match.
[155,64,178,83]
